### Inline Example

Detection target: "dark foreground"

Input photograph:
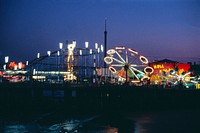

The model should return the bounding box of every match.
[1,83,200,132]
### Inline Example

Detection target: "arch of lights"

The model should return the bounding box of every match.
[104,46,154,84]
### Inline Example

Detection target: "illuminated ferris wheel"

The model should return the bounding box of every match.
[104,46,153,84]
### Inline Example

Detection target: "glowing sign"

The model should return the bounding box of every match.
[153,64,164,69]
[196,84,200,89]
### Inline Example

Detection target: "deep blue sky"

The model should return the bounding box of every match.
[0,0,200,63]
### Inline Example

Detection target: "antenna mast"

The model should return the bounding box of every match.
[104,19,107,68]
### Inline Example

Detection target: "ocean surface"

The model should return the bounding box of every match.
[1,110,200,133]
[1,85,200,133]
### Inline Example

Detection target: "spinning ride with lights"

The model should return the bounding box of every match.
[168,70,198,88]
[104,46,153,84]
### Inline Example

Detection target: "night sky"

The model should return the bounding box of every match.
[0,0,200,63]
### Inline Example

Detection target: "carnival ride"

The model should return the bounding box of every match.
[104,46,154,85]
[1,41,200,88]
[167,70,198,88]
[64,41,77,81]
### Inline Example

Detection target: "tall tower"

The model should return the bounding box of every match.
[104,19,107,68]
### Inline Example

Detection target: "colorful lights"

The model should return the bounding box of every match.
[8,62,25,70]
[144,67,154,74]
[104,46,152,84]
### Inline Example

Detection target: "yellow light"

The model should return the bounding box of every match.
[131,80,141,83]
[90,49,92,54]
[144,66,154,74]
[104,57,113,64]
[140,56,148,64]
[128,48,138,54]
[107,49,116,55]
[109,66,117,73]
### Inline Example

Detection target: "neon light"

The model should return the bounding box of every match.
[107,49,116,55]
[112,57,125,64]
[140,56,148,64]
[153,64,164,69]
[115,51,126,63]
[128,48,138,54]
[104,57,113,64]
[131,80,141,83]
[144,67,154,74]
[141,76,150,81]
[105,46,150,84]
[109,66,117,73]
[129,67,140,80]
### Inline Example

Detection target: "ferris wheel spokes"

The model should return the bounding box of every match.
[115,51,126,63]
[111,64,125,67]
[130,66,145,75]
[104,46,153,84]
[126,51,128,63]
[129,68,140,80]
[130,64,148,67]
[112,57,125,64]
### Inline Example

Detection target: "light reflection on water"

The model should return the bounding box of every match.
[2,111,200,133]
[4,125,28,133]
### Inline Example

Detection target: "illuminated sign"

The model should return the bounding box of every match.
[153,64,164,69]
[196,84,200,89]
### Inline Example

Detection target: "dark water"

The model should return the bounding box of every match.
[1,86,200,132]
[1,110,200,133]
